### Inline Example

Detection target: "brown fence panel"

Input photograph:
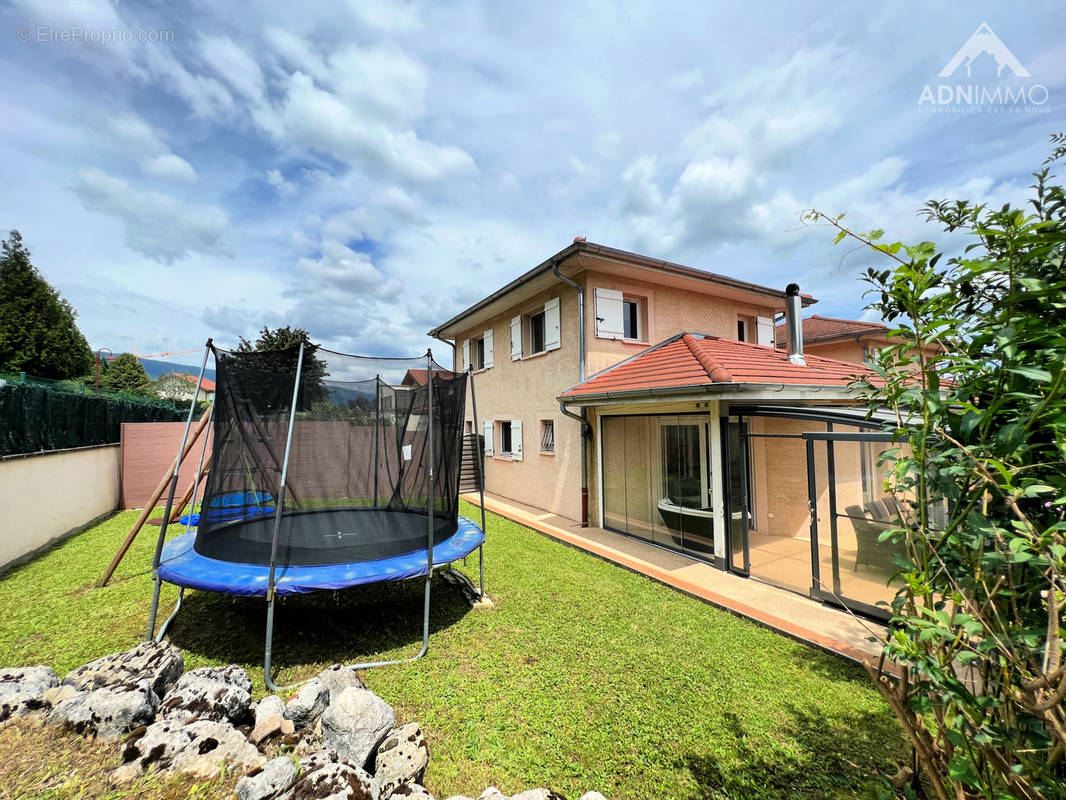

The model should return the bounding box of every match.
[120,422,214,509]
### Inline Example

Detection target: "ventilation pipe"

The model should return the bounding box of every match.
[785,283,806,366]
[553,251,590,526]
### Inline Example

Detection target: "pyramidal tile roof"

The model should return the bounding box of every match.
[560,333,879,398]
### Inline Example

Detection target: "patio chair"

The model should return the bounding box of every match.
[846,504,901,575]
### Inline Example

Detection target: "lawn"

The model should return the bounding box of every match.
[0,502,907,799]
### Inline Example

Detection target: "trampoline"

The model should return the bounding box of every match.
[145,338,487,689]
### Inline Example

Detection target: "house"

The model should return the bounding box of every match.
[774,315,893,363]
[430,240,906,620]
[154,372,216,403]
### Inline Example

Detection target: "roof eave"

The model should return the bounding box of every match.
[558,382,862,407]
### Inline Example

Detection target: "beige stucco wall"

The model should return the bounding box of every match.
[454,282,585,521]
[805,339,866,364]
[0,444,121,573]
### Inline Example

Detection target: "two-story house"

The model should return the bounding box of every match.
[430,240,906,621]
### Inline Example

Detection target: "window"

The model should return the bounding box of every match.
[623,300,640,340]
[494,419,523,460]
[462,329,493,371]
[540,419,555,452]
[736,315,755,343]
[475,337,486,369]
[594,288,647,341]
[529,310,546,354]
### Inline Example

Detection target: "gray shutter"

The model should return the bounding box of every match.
[510,315,522,360]
[594,288,624,338]
[483,328,494,368]
[544,297,560,351]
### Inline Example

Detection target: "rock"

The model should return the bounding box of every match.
[391,785,435,799]
[63,641,183,697]
[284,678,329,729]
[0,665,58,722]
[120,717,265,779]
[279,759,380,800]
[320,687,394,769]
[316,664,365,703]
[476,790,506,800]
[236,755,298,800]
[47,679,158,739]
[374,723,429,797]
[250,713,284,745]
[256,695,286,725]
[511,792,566,800]
[578,793,608,800]
[161,665,252,724]
[40,684,79,707]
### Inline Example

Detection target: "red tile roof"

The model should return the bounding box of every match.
[560,333,878,398]
[169,372,216,391]
[402,368,456,386]
[775,315,888,347]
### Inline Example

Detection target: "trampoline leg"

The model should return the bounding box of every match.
[478,543,485,598]
[264,595,280,692]
[155,588,185,642]
[348,574,433,671]
[146,577,164,641]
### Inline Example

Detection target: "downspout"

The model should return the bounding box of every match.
[553,255,590,526]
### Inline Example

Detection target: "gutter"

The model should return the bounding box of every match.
[558,381,862,406]
[552,252,590,526]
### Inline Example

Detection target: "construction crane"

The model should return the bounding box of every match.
[133,349,200,359]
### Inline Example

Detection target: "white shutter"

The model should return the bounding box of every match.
[544,297,560,351]
[483,420,493,455]
[594,288,624,338]
[511,419,522,461]
[756,316,774,347]
[510,316,522,360]
[483,328,494,368]
[461,339,470,371]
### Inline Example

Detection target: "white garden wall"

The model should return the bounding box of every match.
[0,444,120,574]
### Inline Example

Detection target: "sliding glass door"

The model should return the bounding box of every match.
[601,414,714,560]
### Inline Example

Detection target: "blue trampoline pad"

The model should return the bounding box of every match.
[157,515,485,596]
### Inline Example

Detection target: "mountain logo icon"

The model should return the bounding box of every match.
[939,23,1030,78]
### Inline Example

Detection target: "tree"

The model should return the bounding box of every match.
[0,230,93,379]
[234,325,329,404]
[103,352,151,394]
[805,135,1066,799]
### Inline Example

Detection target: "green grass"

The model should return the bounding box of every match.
[0,502,906,799]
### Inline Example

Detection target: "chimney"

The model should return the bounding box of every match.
[784,283,805,366]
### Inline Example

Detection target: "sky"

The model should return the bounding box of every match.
[0,1,1063,364]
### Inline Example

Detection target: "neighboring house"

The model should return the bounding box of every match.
[430,239,906,620]
[154,373,216,403]
[773,315,893,363]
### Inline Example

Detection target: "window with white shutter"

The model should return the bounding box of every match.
[483,420,493,455]
[544,297,560,351]
[594,288,624,338]
[462,339,470,371]
[510,316,522,360]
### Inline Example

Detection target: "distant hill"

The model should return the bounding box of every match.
[138,358,216,382]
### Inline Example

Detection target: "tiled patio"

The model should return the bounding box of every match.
[462,492,889,666]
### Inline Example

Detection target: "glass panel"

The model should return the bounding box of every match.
[602,416,627,532]
[745,416,823,594]
[622,417,659,544]
[726,418,749,571]
[831,435,907,610]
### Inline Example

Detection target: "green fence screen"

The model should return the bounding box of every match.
[0,376,186,456]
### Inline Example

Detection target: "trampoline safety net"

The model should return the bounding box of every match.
[194,343,465,567]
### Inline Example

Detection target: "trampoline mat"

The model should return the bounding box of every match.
[194,507,457,566]
[161,516,484,596]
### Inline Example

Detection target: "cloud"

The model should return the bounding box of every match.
[108,113,197,183]
[196,35,264,102]
[266,168,297,196]
[262,71,476,183]
[142,153,197,183]
[73,167,230,262]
